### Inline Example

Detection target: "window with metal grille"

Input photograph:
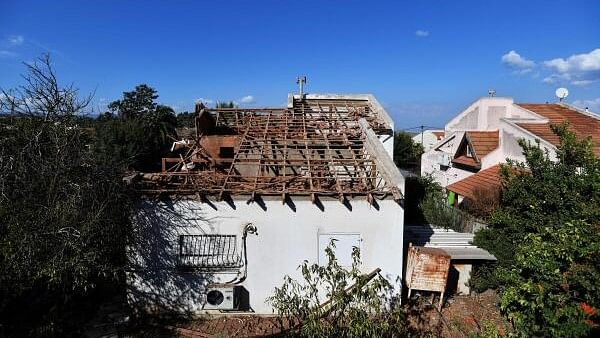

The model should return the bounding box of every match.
[178,235,242,270]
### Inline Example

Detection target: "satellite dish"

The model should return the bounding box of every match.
[555,87,569,101]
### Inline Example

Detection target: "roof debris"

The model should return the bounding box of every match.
[135,95,404,203]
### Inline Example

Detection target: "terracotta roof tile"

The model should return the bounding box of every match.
[447,165,503,200]
[466,131,499,158]
[516,104,600,157]
[452,155,480,168]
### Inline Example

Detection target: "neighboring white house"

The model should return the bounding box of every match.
[412,129,445,152]
[421,97,600,204]
[128,94,405,314]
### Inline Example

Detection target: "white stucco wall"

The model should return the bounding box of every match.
[128,197,404,314]
[380,134,395,158]
[421,97,560,189]
[499,119,558,162]
[420,132,473,187]
[446,97,514,132]
[412,130,443,152]
[420,150,474,187]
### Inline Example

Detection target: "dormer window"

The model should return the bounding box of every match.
[466,146,474,158]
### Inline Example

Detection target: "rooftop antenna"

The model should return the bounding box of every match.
[555,87,569,102]
[296,76,307,97]
[488,89,496,97]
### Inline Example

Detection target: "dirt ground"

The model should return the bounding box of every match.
[133,290,510,337]
[436,290,510,337]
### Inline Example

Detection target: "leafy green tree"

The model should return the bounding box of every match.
[216,100,236,108]
[0,55,130,335]
[473,124,600,336]
[95,84,177,170]
[176,111,195,128]
[108,84,158,119]
[475,124,600,272]
[404,175,442,224]
[393,131,423,171]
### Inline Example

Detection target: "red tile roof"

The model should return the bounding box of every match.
[516,104,600,157]
[452,155,479,168]
[447,165,503,200]
[466,131,499,158]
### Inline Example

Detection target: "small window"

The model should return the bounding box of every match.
[219,147,235,158]
[466,146,474,158]
[318,233,361,267]
[178,235,241,270]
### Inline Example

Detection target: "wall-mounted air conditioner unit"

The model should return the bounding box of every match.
[438,153,452,167]
[203,285,247,311]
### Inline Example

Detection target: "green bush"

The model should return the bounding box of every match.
[472,124,600,336]
[0,54,131,336]
[419,181,475,232]
[267,241,413,337]
[393,131,423,172]
[0,117,130,336]
[500,221,599,337]
[404,175,441,224]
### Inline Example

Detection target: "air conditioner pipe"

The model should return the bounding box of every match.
[223,222,258,284]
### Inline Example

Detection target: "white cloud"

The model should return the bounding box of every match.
[0,50,17,58]
[544,48,600,73]
[501,50,535,69]
[572,98,600,112]
[544,58,570,73]
[195,97,213,104]
[415,30,429,37]
[8,35,24,46]
[571,79,595,87]
[543,73,571,84]
[239,95,255,104]
[542,48,600,86]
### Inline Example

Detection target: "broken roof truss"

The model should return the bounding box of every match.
[137,96,403,204]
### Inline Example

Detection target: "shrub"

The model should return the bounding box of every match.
[267,241,412,337]
[473,124,600,336]
[460,186,501,220]
[500,221,599,337]
[404,175,441,224]
[0,55,131,335]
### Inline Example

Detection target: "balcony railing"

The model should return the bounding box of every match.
[178,234,242,271]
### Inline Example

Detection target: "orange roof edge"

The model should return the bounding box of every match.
[447,164,503,200]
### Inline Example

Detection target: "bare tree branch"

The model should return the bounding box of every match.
[0,53,94,120]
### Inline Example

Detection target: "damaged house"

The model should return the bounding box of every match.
[127,93,405,314]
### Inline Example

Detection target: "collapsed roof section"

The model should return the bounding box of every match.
[136,94,404,204]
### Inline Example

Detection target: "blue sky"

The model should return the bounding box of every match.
[1,0,599,129]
